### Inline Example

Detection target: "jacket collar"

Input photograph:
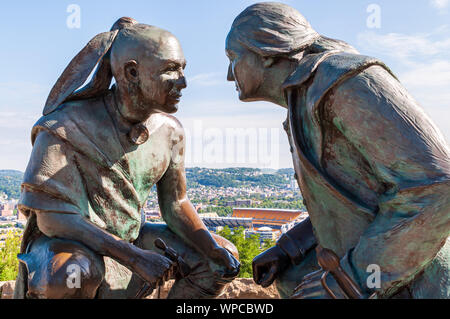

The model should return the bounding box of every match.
[282,50,340,91]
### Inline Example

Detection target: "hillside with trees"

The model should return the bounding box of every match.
[186,167,294,188]
[0,170,23,200]
[0,168,296,200]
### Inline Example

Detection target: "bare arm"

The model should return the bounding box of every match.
[34,208,172,286]
[157,121,239,274]
[156,123,219,253]
[36,212,144,271]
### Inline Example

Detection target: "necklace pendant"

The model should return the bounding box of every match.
[128,123,149,145]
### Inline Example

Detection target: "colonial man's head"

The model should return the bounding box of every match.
[111,21,187,122]
[225,2,356,106]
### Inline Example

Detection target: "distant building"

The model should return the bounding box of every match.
[235,199,252,206]
[225,199,253,207]
[0,209,14,217]
[200,216,253,233]
[201,208,309,242]
[198,212,219,218]
[0,200,17,215]
[290,179,299,189]
[143,208,161,221]
[246,227,278,243]
[17,210,27,221]
[225,201,235,207]
[232,207,308,231]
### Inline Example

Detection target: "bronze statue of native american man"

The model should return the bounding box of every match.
[14,17,240,299]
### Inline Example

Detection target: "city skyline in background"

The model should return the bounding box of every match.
[0,0,449,171]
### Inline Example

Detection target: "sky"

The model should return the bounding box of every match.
[0,0,449,171]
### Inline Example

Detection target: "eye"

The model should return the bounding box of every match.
[162,63,179,73]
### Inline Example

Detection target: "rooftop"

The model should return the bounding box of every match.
[232,208,307,224]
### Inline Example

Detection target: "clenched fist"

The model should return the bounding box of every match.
[252,246,290,288]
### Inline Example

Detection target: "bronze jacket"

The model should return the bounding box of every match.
[276,51,450,298]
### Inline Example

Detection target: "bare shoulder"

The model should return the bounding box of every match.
[158,113,183,129]
[149,113,185,151]
[155,113,185,136]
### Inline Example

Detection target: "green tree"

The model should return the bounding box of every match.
[0,230,21,281]
[261,238,276,252]
[216,226,261,278]
[0,170,23,199]
[208,206,233,217]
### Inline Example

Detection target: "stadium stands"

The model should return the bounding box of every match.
[201,216,253,231]
[232,208,307,230]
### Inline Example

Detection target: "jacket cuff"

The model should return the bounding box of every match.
[276,218,317,265]
[276,233,305,265]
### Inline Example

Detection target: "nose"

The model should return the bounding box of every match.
[176,74,187,90]
[227,63,235,81]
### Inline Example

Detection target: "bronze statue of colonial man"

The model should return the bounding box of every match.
[14,17,239,299]
[226,2,450,299]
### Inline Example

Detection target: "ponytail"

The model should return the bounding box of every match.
[43,17,137,115]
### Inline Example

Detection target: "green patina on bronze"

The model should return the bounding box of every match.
[14,17,240,299]
[227,2,450,299]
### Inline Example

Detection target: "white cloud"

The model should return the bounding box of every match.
[0,111,39,129]
[176,97,292,169]
[0,82,46,170]
[188,72,226,87]
[430,0,449,9]
[179,113,291,169]
[357,26,450,62]
[401,60,450,89]
[430,0,449,14]
[357,26,450,144]
[0,82,47,109]
[400,61,450,143]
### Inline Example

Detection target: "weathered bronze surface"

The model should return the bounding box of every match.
[14,17,240,299]
[226,2,450,299]
[313,245,364,299]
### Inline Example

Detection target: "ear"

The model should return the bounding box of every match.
[262,57,275,68]
[124,60,140,84]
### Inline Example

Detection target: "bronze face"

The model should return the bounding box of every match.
[135,35,187,113]
[225,33,265,102]
[224,2,319,108]
[225,31,297,108]
[111,25,187,122]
